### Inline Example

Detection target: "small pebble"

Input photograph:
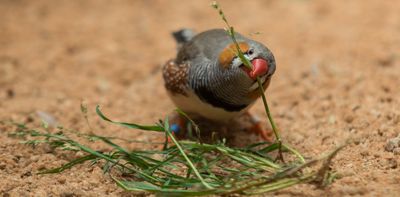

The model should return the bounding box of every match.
[360,149,369,157]
[328,115,336,124]
[36,111,58,127]
[386,158,397,169]
[385,135,400,152]
[6,89,14,98]
[344,114,354,123]
[393,148,400,155]
[57,177,66,184]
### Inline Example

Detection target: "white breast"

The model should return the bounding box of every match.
[167,90,248,123]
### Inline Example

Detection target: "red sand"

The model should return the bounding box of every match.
[1,0,399,196]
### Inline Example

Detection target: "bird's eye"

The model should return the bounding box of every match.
[248,49,254,55]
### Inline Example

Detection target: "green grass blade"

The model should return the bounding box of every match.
[113,178,217,196]
[282,143,306,163]
[96,105,164,132]
[163,117,214,190]
[38,154,97,174]
[212,1,284,160]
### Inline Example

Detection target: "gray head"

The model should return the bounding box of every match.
[185,29,276,112]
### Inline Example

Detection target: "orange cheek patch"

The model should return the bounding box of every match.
[218,42,250,68]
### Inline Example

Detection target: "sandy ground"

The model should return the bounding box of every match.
[1,0,400,196]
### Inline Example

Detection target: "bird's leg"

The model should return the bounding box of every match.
[243,112,274,142]
[167,112,187,141]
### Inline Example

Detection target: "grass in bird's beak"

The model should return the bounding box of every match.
[211,1,285,160]
[2,1,346,196]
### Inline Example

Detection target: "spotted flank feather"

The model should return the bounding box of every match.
[162,60,189,96]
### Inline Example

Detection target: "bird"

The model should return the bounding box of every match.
[162,29,276,141]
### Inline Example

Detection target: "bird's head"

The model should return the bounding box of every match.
[184,29,276,112]
[216,39,276,100]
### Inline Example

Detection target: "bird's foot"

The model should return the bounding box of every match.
[249,121,274,142]
[243,112,274,142]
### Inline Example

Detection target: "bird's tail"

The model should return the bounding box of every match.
[172,29,195,49]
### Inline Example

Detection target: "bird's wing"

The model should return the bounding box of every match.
[162,59,190,96]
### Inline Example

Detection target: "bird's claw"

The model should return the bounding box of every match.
[243,112,274,142]
[249,122,274,142]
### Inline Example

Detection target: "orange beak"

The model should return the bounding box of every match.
[244,58,269,80]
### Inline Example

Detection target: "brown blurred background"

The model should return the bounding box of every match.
[1,0,399,196]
